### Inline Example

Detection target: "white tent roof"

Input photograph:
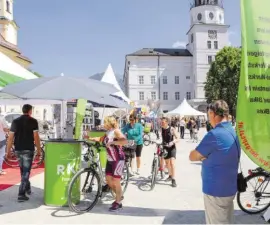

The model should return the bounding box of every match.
[166,98,206,116]
[101,64,131,103]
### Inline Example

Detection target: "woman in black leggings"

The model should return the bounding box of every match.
[121,114,144,175]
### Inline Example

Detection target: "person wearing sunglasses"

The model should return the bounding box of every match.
[121,114,144,175]
[189,100,239,224]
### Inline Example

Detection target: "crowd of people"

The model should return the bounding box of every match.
[0,100,241,224]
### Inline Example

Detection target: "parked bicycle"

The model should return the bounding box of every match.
[143,131,158,146]
[68,141,131,213]
[4,139,45,169]
[237,167,270,214]
[150,140,168,190]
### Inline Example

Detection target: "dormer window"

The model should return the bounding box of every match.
[6,1,11,13]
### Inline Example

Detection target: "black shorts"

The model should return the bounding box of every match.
[164,148,176,160]
[135,144,143,157]
[105,160,125,178]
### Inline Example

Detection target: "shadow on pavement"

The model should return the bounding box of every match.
[48,204,265,224]
[129,176,171,191]
[0,185,44,215]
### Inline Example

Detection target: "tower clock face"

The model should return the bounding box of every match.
[209,12,214,20]
[197,13,202,21]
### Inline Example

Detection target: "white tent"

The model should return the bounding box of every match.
[166,98,206,116]
[101,64,131,103]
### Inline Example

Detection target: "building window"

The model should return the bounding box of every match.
[186,92,191,100]
[151,92,156,100]
[191,34,194,43]
[138,76,144,84]
[186,76,191,79]
[6,1,10,13]
[207,41,211,49]
[163,76,167,84]
[208,30,217,39]
[175,76,179,84]
[139,92,144,100]
[175,92,180,100]
[214,41,218,49]
[208,56,213,64]
[151,76,156,84]
[163,92,168,100]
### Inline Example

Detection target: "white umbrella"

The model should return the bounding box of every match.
[0,76,128,108]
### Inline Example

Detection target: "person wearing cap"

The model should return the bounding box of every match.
[189,100,239,224]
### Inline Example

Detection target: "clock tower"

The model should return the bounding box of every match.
[0,0,18,46]
[187,0,229,110]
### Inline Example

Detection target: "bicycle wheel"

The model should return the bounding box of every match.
[32,148,45,169]
[68,168,102,213]
[143,133,151,146]
[150,157,158,190]
[237,172,270,214]
[4,147,19,168]
[110,162,130,197]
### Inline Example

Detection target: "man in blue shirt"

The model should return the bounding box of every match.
[189,100,240,224]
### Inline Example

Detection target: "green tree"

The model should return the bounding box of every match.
[28,69,43,77]
[33,72,42,77]
[204,46,241,116]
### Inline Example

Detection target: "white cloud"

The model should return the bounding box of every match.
[172,41,186,48]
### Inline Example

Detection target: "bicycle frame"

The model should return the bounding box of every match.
[84,143,106,186]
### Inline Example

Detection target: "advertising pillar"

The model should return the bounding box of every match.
[44,140,82,206]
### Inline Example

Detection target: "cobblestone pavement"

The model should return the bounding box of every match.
[0,129,266,224]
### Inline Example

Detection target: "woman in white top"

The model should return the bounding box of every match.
[0,117,9,175]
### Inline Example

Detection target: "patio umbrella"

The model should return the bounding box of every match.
[0,76,128,108]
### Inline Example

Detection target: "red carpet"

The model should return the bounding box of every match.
[0,162,44,191]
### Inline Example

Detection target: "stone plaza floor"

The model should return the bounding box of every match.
[0,129,266,224]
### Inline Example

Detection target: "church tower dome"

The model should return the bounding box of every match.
[190,0,225,25]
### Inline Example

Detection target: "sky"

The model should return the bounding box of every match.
[14,0,241,77]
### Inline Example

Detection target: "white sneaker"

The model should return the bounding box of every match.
[136,169,140,175]
[129,171,135,176]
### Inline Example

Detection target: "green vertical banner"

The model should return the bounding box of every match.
[74,99,87,139]
[237,0,270,171]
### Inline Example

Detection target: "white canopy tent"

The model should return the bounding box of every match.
[166,98,206,116]
[101,64,131,103]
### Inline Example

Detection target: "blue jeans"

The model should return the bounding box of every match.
[15,150,34,196]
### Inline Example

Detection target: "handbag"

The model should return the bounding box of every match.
[222,125,247,193]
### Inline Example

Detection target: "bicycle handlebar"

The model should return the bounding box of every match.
[149,140,168,147]
[83,141,105,151]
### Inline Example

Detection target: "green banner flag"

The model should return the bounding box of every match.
[237,0,270,170]
[74,99,87,139]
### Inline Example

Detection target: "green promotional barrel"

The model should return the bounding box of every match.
[44,139,82,206]
[89,131,107,168]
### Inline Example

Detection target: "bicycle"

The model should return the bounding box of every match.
[192,130,199,143]
[4,138,45,169]
[68,141,130,213]
[237,167,270,214]
[143,131,158,146]
[150,140,168,190]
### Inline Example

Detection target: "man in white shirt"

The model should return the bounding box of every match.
[0,117,9,175]
[179,118,186,139]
